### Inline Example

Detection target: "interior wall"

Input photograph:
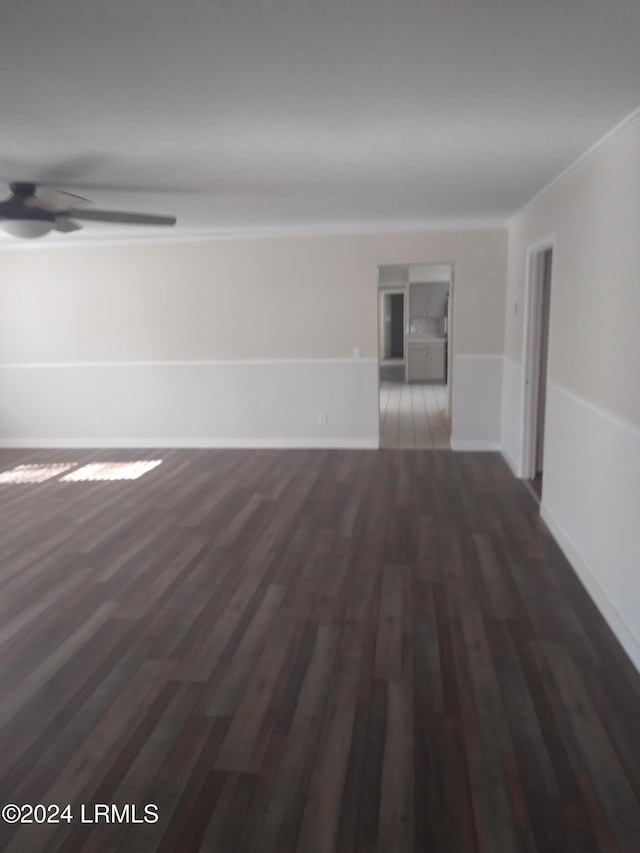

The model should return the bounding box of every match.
[501,123,640,669]
[0,227,507,447]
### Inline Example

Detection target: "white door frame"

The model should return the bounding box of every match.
[520,236,554,479]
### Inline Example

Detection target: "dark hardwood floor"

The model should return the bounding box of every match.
[1,448,639,852]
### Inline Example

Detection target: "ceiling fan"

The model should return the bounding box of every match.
[0,182,176,239]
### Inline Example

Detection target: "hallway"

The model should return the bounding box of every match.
[379,381,450,449]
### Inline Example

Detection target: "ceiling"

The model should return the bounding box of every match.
[1,0,639,244]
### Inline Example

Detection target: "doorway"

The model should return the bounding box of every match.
[522,243,553,498]
[377,263,453,449]
[379,288,406,383]
[388,294,405,358]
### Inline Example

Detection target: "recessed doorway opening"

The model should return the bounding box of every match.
[379,288,407,384]
[377,263,453,449]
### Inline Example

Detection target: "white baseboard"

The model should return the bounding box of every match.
[541,502,640,673]
[0,437,379,450]
[451,439,501,452]
[501,446,520,475]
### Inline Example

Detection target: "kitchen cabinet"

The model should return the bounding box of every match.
[408,282,448,319]
[407,341,446,382]
[407,344,428,381]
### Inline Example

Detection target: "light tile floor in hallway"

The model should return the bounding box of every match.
[379,381,450,448]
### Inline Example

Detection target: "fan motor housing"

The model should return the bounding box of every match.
[0,201,55,222]
[9,182,37,199]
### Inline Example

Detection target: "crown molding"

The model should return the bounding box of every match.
[510,105,640,224]
[0,217,506,251]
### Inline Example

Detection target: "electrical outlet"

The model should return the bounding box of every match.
[353,346,361,358]
[318,412,328,425]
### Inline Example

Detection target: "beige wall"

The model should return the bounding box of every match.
[501,123,640,670]
[506,126,640,427]
[0,228,507,364]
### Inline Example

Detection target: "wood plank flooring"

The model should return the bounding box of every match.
[380,382,450,449]
[1,447,639,852]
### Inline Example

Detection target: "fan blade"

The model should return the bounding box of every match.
[54,217,83,233]
[59,190,91,203]
[69,208,176,226]
[25,190,91,212]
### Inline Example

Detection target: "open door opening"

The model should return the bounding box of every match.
[389,294,405,358]
[379,288,406,383]
[377,263,452,449]
[523,245,553,499]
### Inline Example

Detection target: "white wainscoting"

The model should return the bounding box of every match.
[450,355,503,451]
[500,355,523,475]
[540,381,640,672]
[0,359,379,449]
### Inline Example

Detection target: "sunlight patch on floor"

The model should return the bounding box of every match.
[60,461,162,481]
[0,463,76,484]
